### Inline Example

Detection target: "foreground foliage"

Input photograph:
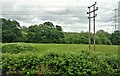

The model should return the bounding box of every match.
[1,50,120,75]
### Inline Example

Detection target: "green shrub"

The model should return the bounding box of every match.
[1,51,119,75]
[2,44,36,53]
[2,54,41,75]
[42,51,119,75]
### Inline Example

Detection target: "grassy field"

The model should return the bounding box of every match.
[1,43,119,75]
[2,43,118,55]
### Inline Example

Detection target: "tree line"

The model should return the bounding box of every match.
[1,18,120,45]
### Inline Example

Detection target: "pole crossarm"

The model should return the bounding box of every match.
[88,2,97,8]
[87,7,98,14]
[88,14,97,19]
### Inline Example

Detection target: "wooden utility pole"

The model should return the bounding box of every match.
[87,7,91,51]
[87,2,98,51]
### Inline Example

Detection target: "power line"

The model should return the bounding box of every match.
[99,7,113,10]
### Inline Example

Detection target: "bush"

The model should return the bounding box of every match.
[1,50,119,75]
[42,51,119,75]
[2,44,36,53]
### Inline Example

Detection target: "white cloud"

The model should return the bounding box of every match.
[1,0,120,33]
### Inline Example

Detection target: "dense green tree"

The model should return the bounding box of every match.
[79,36,88,44]
[96,30,112,45]
[64,32,80,44]
[28,22,64,43]
[1,18,22,42]
[110,31,120,45]
[96,30,110,38]
[64,32,89,44]
[2,18,118,45]
[20,26,28,42]
[96,36,102,44]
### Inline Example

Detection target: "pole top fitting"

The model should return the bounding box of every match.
[95,2,97,4]
[96,7,98,10]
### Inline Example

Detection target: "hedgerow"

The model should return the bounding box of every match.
[1,51,120,76]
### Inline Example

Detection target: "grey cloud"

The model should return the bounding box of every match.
[63,24,88,32]
[1,0,118,33]
[47,6,88,24]
[2,1,88,25]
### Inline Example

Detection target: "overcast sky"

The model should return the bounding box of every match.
[0,0,120,33]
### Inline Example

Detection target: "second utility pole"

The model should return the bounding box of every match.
[113,8,118,31]
[87,2,98,51]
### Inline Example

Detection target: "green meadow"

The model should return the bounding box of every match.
[1,43,119,75]
[2,43,118,55]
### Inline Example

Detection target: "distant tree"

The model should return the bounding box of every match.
[96,30,112,45]
[96,36,102,44]
[110,31,120,45]
[20,26,28,42]
[101,37,112,45]
[79,32,89,44]
[64,32,89,44]
[96,30,110,38]
[1,18,22,42]
[28,22,64,43]
[79,36,88,44]
[21,26,28,32]
[2,18,117,45]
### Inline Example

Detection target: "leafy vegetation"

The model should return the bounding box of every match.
[1,18,119,75]
[1,50,119,75]
[27,23,64,43]
[1,18,120,45]
[110,31,120,45]
[1,43,119,75]
[1,18,64,43]
[2,44,36,54]
[1,18,22,42]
